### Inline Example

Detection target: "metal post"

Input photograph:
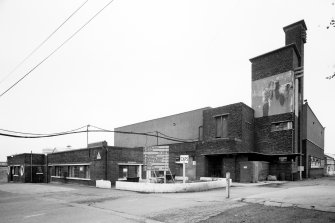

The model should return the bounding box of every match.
[105,146,108,181]
[183,162,186,184]
[156,131,158,146]
[87,124,89,148]
[30,151,33,183]
[226,172,230,198]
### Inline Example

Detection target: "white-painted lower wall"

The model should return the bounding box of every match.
[115,178,231,193]
[96,180,111,189]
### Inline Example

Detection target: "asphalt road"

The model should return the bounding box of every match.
[0,177,335,223]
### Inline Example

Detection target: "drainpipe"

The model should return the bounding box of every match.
[30,151,32,183]
[105,145,108,181]
[198,126,203,141]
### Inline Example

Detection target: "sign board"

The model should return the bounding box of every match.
[96,152,101,160]
[180,155,189,164]
[298,166,304,171]
[144,146,169,171]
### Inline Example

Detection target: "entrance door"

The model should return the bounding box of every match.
[9,166,13,181]
[207,156,223,178]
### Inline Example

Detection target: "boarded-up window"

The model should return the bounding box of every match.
[215,115,228,138]
[271,121,292,132]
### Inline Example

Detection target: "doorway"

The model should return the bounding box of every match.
[207,156,223,178]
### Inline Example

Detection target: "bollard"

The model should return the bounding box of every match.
[226,172,230,198]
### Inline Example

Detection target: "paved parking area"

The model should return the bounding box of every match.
[1,177,334,223]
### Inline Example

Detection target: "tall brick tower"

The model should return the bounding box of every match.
[250,20,307,180]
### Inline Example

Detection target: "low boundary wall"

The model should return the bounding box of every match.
[115,178,231,193]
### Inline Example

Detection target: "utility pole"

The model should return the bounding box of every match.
[30,150,33,183]
[156,131,158,146]
[87,124,90,148]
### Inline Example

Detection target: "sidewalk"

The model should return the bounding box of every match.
[236,177,335,213]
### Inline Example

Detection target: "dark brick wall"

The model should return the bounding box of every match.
[283,21,306,65]
[202,102,254,152]
[197,139,242,154]
[48,148,93,164]
[242,105,255,152]
[254,113,294,154]
[7,154,45,183]
[7,153,45,166]
[240,161,269,183]
[107,146,143,184]
[168,142,197,180]
[250,45,300,81]
[203,103,242,142]
[195,154,248,182]
[48,147,106,185]
[269,159,297,181]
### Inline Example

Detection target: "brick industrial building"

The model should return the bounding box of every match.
[7,20,325,185]
[114,20,324,182]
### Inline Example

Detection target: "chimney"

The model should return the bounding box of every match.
[283,20,307,66]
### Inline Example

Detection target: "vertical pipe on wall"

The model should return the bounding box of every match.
[87,124,89,148]
[30,151,32,183]
[105,146,108,181]
[156,131,158,146]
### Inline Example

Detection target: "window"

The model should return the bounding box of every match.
[14,166,19,176]
[68,165,90,179]
[55,166,61,176]
[118,165,139,179]
[215,115,228,138]
[271,121,292,132]
[311,156,324,168]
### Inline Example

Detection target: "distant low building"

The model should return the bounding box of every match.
[0,161,8,183]
[325,154,335,176]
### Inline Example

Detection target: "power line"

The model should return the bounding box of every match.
[91,125,197,142]
[0,125,87,136]
[0,0,89,85]
[0,127,195,143]
[0,0,115,99]
[0,129,192,143]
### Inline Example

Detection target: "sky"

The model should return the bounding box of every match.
[0,0,334,161]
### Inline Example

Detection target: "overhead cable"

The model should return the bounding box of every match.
[0,0,115,98]
[0,0,89,85]
[0,125,87,136]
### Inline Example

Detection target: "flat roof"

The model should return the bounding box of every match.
[249,43,301,62]
[283,20,307,31]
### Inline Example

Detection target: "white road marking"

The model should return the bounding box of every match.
[24,213,45,218]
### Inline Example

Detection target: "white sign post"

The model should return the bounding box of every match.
[226,172,230,198]
[180,155,189,184]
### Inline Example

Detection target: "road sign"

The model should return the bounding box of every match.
[180,155,189,164]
